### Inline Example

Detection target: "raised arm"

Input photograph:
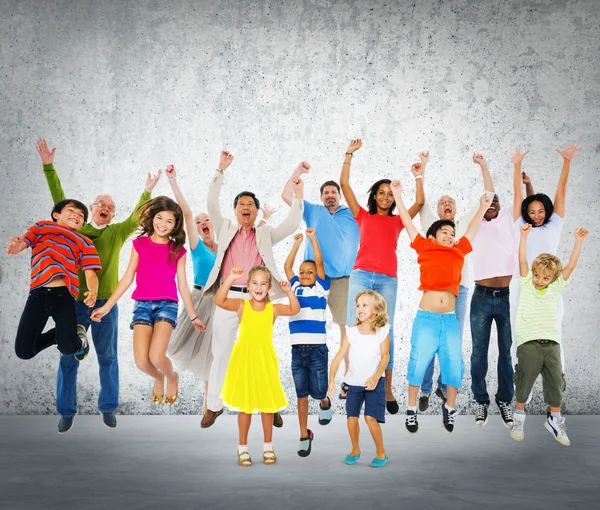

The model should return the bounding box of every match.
[284,233,303,280]
[305,228,326,280]
[176,254,206,331]
[406,152,427,218]
[270,176,304,245]
[522,171,535,197]
[339,139,362,217]
[273,280,301,317]
[115,171,157,241]
[562,228,589,280]
[473,153,494,192]
[463,194,491,243]
[214,267,245,312]
[390,178,419,242]
[280,161,311,206]
[512,149,529,221]
[207,151,235,233]
[518,224,531,277]
[166,164,199,250]
[38,138,65,204]
[553,144,581,218]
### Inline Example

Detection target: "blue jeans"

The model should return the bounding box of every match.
[291,344,329,400]
[421,284,468,394]
[56,300,119,418]
[346,269,397,370]
[470,285,514,405]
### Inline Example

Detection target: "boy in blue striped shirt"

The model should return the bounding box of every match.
[285,228,333,457]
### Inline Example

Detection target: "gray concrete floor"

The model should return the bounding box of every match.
[1,415,599,510]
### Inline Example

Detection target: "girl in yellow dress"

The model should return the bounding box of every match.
[215,266,300,467]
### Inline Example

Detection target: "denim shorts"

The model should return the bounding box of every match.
[291,344,329,400]
[130,300,179,330]
[346,377,386,423]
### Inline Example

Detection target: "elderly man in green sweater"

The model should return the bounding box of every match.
[37,138,159,433]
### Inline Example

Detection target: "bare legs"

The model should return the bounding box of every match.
[346,416,386,459]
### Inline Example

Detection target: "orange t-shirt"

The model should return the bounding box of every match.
[410,234,472,297]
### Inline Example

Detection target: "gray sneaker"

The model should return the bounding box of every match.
[101,412,117,429]
[74,325,89,361]
[58,411,78,434]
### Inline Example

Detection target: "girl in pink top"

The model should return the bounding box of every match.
[340,138,425,413]
[92,195,205,406]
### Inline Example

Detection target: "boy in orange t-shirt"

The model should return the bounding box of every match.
[391,174,489,434]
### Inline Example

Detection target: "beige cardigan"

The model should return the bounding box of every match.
[203,170,303,299]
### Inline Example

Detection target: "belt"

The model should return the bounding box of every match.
[474,284,509,297]
[230,285,249,293]
[194,285,204,291]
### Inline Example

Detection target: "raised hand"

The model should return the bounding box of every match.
[295,161,311,174]
[410,162,424,178]
[228,267,244,280]
[521,171,531,184]
[36,138,56,165]
[511,148,529,165]
[292,177,304,193]
[418,151,430,165]
[5,236,26,255]
[165,164,177,179]
[479,193,491,207]
[347,138,363,154]
[260,204,276,221]
[293,232,303,245]
[556,144,582,161]
[305,228,316,239]
[390,179,403,197]
[83,290,97,308]
[472,153,487,166]
[219,150,234,171]
[520,223,532,236]
[574,227,589,242]
[279,280,293,293]
[192,318,207,331]
[145,169,162,193]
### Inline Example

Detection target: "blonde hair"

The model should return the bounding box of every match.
[247,265,273,300]
[531,254,562,282]
[353,290,389,330]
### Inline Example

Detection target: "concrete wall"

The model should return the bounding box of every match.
[1,0,599,415]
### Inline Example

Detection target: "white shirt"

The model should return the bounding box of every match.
[345,324,390,387]
[515,212,564,266]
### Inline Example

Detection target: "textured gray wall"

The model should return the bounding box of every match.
[1,0,599,415]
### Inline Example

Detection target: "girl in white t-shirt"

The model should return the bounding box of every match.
[329,290,391,468]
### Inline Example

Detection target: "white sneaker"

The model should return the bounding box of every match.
[544,415,571,446]
[511,413,525,441]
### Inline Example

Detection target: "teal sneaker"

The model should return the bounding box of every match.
[344,452,361,465]
[370,455,389,468]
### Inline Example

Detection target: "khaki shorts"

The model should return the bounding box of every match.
[514,340,566,408]
[328,276,350,325]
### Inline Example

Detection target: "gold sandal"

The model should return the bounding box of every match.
[263,450,277,465]
[164,373,179,405]
[152,376,165,404]
[238,451,252,467]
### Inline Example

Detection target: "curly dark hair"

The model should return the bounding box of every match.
[521,193,554,227]
[136,196,186,263]
[367,179,396,216]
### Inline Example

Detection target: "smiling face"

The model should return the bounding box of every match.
[437,195,456,220]
[527,200,546,227]
[356,293,377,322]
[195,213,214,242]
[235,195,258,228]
[90,194,116,226]
[152,210,176,239]
[484,194,501,221]
[430,224,456,247]
[532,267,557,290]
[375,183,394,213]
[52,203,86,231]
[299,261,317,287]
[320,185,341,211]
[248,269,271,301]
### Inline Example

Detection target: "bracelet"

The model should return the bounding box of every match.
[345,152,353,156]
[415,175,423,180]
[167,176,176,180]
[216,168,224,174]
[190,316,198,322]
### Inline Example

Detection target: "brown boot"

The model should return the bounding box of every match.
[273,412,283,428]
[201,408,224,428]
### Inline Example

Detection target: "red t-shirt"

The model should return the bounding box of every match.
[353,207,404,278]
[410,234,472,297]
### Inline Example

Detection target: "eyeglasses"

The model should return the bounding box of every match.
[92,202,116,213]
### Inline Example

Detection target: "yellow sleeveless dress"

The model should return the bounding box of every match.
[220,301,288,414]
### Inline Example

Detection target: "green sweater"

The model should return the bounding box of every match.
[43,163,151,301]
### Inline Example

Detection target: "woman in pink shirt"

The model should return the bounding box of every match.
[340,139,425,413]
[92,195,205,406]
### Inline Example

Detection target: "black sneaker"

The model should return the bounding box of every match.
[58,411,78,434]
[74,325,89,361]
[405,409,419,434]
[102,411,117,429]
[435,387,447,404]
[442,404,456,433]
[418,394,430,412]
[497,401,514,429]
[475,403,489,427]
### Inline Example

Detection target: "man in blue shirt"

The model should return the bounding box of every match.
[281,163,360,379]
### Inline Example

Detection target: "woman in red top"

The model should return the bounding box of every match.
[340,139,425,413]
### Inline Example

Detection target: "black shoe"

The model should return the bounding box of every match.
[386,399,399,415]
[418,394,430,412]
[58,412,78,434]
[435,387,447,404]
[497,401,514,429]
[475,403,489,427]
[442,404,456,433]
[297,429,314,457]
[74,325,89,361]
[102,412,117,429]
[405,409,419,434]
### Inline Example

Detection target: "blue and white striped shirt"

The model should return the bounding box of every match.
[289,274,331,345]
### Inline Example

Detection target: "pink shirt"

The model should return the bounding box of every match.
[471,208,517,281]
[221,226,264,286]
[131,236,186,301]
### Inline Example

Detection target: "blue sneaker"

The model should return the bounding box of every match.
[344,452,361,465]
[370,455,389,468]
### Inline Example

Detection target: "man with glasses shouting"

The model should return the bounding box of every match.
[37,138,159,433]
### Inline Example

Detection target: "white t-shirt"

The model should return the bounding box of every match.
[515,212,564,266]
[345,324,390,387]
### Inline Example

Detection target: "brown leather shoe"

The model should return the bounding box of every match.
[200,408,224,428]
[273,412,283,428]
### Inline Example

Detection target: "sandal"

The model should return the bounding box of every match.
[297,429,314,458]
[339,382,349,400]
[263,449,277,465]
[164,373,179,405]
[238,451,252,467]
